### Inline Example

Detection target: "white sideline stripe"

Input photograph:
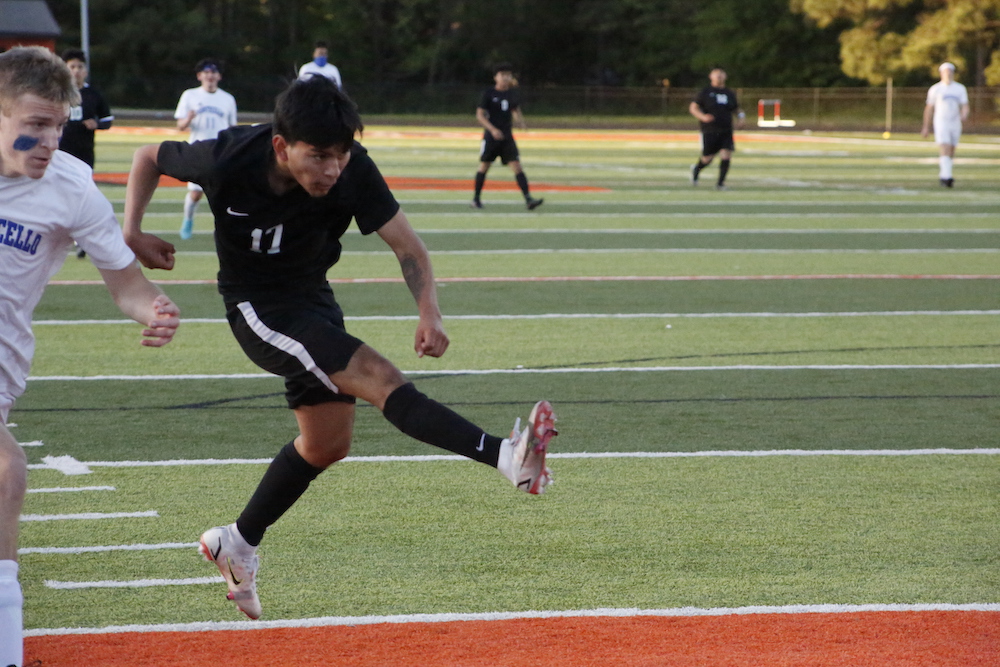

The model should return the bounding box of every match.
[31,310,1000,325]
[23,602,1000,636]
[19,440,43,446]
[415,227,1000,233]
[24,364,1000,383]
[341,248,1000,256]
[20,511,159,522]
[24,448,1000,472]
[45,576,223,590]
[19,542,198,556]
[100,247,1000,257]
[27,486,115,494]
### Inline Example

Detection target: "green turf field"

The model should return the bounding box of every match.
[14,127,1000,631]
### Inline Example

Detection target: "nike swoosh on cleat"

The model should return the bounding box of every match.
[226,557,243,585]
[226,207,250,217]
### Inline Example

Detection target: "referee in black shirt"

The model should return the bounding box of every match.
[689,67,745,190]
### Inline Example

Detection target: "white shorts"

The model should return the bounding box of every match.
[187,182,204,193]
[934,122,962,147]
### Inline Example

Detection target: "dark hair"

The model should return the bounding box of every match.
[314,41,328,50]
[494,62,514,74]
[61,48,86,64]
[195,58,221,73]
[273,75,362,149]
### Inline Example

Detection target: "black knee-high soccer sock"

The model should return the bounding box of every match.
[515,172,531,199]
[236,441,324,546]
[718,159,731,185]
[692,159,707,180]
[473,172,486,201]
[383,382,503,466]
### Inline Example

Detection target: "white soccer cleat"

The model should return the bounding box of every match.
[497,400,557,494]
[199,523,261,619]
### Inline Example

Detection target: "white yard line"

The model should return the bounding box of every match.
[23,602,1000,636]
[30,310,1000,326]
[44,576,222,590]
[23,364,1000,384]
[19,510,158,522]
[19,542,197,556]
[26,486,115,494]
[24,448,1000,475]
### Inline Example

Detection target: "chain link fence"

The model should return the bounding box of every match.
[114,79,1000,132]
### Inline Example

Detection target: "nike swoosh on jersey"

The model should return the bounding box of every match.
[226,207,250,217]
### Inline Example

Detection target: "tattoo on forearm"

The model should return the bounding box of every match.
[401,256,425,300]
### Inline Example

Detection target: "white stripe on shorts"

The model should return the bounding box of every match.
[236,302,341,395]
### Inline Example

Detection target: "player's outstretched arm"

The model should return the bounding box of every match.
[376,209,449,358]
[98,262,180,347]
[124,144,177,270]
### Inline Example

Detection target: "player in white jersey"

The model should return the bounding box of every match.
[0,46,180,667]
[297,41,342,87]
[921,62,969,188]
[174,58,237,239]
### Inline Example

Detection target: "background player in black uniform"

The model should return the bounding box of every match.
[60,49,114,259]
[689,67,745,190]
[122,76,555,620]
[472,63,543,210]
[58,49,113,169]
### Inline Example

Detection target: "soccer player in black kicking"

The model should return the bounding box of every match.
[123,75,556,619]
[471,63,543,210]
[689,67,745,190]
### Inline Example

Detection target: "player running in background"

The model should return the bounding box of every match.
[689,67,745,190]
[921,62,969,188]
[123,75,556,621]
[297,40,343,88]
[0,46,179,667]
[471,63,543,210]
[174,58,237,239]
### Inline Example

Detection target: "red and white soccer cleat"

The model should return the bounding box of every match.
[498,400,557,494]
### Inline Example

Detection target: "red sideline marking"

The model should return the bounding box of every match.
[48,275,1000,287]
[92,173,608,192]
[25,611,1000,666]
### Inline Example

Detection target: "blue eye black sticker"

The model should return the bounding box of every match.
[13,135,39,151]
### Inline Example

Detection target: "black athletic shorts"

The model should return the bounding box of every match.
[480,135,520,165]
[226,290,364,409]
[700,130,735,156]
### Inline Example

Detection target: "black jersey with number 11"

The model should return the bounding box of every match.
[157,124,400,301]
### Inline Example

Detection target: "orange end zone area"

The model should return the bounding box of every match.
[92,173,609,192]
[25,611,1000,667]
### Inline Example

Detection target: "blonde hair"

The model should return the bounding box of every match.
[0,46,80,114]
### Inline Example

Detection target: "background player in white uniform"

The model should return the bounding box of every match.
[921,62,969,188]
[297,41,342,87]
[0,46,179,667]
[174,58,237,238]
